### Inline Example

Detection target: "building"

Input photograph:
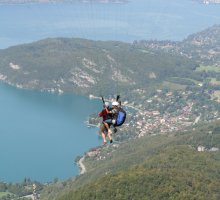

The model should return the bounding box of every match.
[197,146,205,152]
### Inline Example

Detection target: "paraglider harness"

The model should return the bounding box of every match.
[113,107,126,127]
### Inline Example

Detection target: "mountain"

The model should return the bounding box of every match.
[136,25,220,65]
[1,25,220,97]
[0,38,197,96]
[41,120,220,200]
[58,146,220,200]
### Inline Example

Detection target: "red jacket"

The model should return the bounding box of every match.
[99,109,108,121]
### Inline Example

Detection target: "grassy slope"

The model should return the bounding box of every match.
[57,145,220,200]
[195,65,220,73]
[0,192,11,198]
[40,120,220,200]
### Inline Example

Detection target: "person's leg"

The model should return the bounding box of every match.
[102,132,107,144]
[103,120,112,143]
[103,122,109,130]
[103,119,112,134]
[107,131,113,143]
[101,124,107,144]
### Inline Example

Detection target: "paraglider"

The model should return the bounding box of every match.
[98,96,126,145]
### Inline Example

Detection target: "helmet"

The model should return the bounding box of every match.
[112,101,119,106]
[104,102,110,107]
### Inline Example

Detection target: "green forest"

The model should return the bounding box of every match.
[40,120,220,200]
[0,37,198,96]
[58,146,220,200]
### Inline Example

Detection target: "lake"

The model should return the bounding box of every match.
[0,83,102,182]
[0,0,220,182]
[0,0,220,49]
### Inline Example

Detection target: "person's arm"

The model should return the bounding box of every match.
[105,107,111,114]
[99,110,104,117]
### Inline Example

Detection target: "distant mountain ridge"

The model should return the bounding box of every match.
[136,25,220,65]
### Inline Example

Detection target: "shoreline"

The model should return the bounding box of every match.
[77,156,86,175]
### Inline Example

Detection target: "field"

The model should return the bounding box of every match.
[196,65,220,73]
[162,81,187,90]
[212,90,220,101]
[171,77,200,84]
[0,192,11,198]
[210,78,220,85]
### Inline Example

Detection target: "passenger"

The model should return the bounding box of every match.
[98,102,113,145]
[98,102,110,121]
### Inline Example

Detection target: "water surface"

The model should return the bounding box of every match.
[0,0,220,48]
[0,83,102,182]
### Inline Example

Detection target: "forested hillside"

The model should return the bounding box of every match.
[0,25,220,98]
[58,146,220,200]
[41,120,220,200]
[0,38,197,96]
[136,25,220,65]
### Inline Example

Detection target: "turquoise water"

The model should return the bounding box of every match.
[0,0,220,49]
[0,83,102,182]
